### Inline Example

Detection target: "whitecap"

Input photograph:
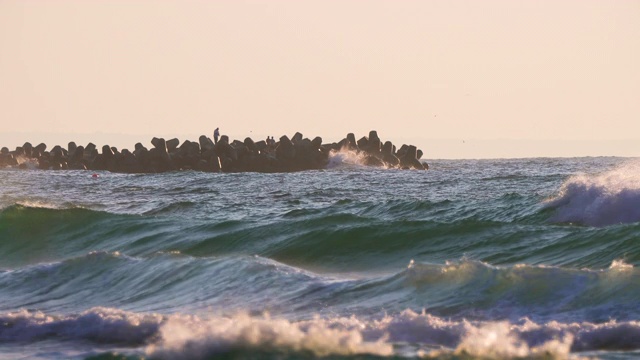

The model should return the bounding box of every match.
[545,160,640,226]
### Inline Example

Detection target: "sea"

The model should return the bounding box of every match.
[1,154,640,360]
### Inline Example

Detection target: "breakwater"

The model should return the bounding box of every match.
[0,130,427,173]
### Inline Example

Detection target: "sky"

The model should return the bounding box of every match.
[0,0,638,159]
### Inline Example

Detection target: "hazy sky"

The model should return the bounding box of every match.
[1,0,638,158]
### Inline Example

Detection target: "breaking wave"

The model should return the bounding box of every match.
[545,161,640,226]
[3,307,640,359]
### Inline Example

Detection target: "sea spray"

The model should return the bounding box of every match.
[326,149,374,169]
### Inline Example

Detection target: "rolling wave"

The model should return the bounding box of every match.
[3,200,640,273]
[2,245,639,324]
[401,259,640,322]
[2,306,640,359]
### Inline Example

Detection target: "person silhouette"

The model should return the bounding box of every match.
[213,128,220,144]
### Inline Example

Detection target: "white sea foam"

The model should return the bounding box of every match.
[14,200,62,210]
[126,309,640,358]
[545,161,640,226]
[451,322,573,359]
[3,307,640,358]
[146,312,393,359]
[609,259,634,271]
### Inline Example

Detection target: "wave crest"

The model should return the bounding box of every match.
[147,312,393,359]
[545,161,640,226]
[0,307,162,344]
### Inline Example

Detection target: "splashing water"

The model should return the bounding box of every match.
[326,149,372,169]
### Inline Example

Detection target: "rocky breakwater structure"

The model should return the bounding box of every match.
[0,130,427,173]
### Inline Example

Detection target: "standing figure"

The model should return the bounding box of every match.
[213,128,220,144]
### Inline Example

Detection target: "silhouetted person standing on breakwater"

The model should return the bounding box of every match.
[213,128,220,144]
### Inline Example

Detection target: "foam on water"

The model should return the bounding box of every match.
[0,307,162,344]
[3,307,640,358]
[545,161,640,226]
[146,312,393,359]
[609,259,634,271]
[451,322,573,359]
[4,201,63,211]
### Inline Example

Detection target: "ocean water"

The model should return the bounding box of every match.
[1,154,640,359]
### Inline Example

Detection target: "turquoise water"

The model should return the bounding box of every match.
[1,156,640,359]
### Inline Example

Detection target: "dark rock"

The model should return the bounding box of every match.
[310,137,322,150]
[399,145,425,170]
[51,146,65,162]
[276,135,295,161]
[85,143,97,154]
[74,146,85,158]
[346,133,357,149]
[1,153,17,166]
[69,145,87,169]
[291,132,303,144]
[357,136,369,151]
[396,145,408,159]
[102,145,114,157]
[382,141,394,155]
[1,131,427,173]
[200,135,215,152]
[367,130,381,153]
[69,162,87,170]
[151,137,163,149]
[244,137,256,152]
[231,140,244,149]
[404,145,417,160]
[166,138,180,152]
[383,153,400,167]
[22,142,33,157]
[35,143,47,154]
[133,146,149,169]
[255,140,267,152]
[334,139,348,151]
[363,155,385,167]
[38,157,50,169]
